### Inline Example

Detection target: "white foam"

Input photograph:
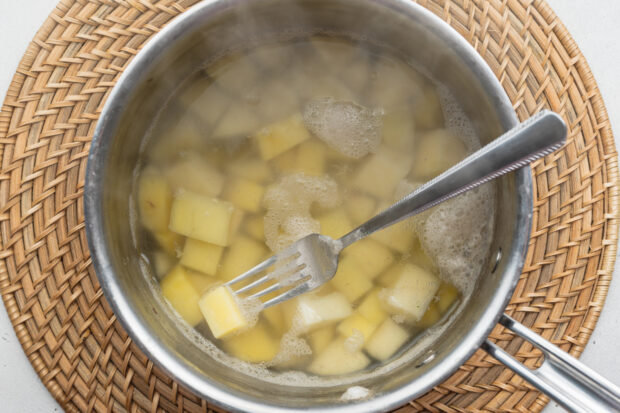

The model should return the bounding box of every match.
[340,386,371,401]
[343,330,364,352]
[303,97,383,159]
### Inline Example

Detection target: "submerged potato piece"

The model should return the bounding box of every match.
[413,85,444,130]
[296,140,327,176]
[152,252,176,279]
[308,337,370,376]
[417,302,441,329]
[370,205,416,254]
[317,208,354,239]
[357,289,388,325]
[210,103,261,140]
[346,194,376,225]
[368,57,423,109]
[199,285,248,339]
[169,191,235,246]
[165,155,225,197]
[160,266,203,326]
[180,238,224,276]
[223,322,280,363]
[364,318,409,361]
[307,326,335,354]
[227,159,272,183]
[436,283,460,314]
[186,269,219,294]
[380,264,441,321]
[382,107,416,151]
[212,56,260,95]
[353,148,412,198]
[376,263,405,288]
[138,167,172,232]
[293,292,352,332]
[223,177,265,213]
[153,230,183,256]
[330,256,373,303]
[344,238,394,280]
[218,235,268,281]
[337,313,378,343]
[262,305,287,335]
[228,208,245,241]
[412,129,467,178]
[244,215,265,240]
[256,114,311,160]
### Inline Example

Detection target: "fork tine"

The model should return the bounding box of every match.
[262,279,312,309]
[235,258,304,294]
[248,281,281,299]
[225,254,278,287]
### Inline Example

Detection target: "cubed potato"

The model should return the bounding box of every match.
[218,235,268,281]
[353,148,412,199]
[169,191,235,246]
[152,252,175,280]
[165,155,225,197]
[310,38,356,72]
[185,269,219,294]
[376,263,404,288]
[368,58,423,110]
[160,266,203,326]
[292,292,352,332]
[413,85,444,130]
[245,216,265,240]
[262,305,287,335]
[223,177,265,213]
[380,264,441,321]
[317,208,354,239]
[344,239,394,280]
[417,302,441,329]
[364,318,410,361]
[307,326,335,354]
[271,149,298,174]
[256,114,311,160]
[199,285,248,339]
[357,289,388,325]
[412,129,467,179]
[330,256,373,303]
[227,159,272,183]
[210,103,261,140]
[340,55,372,94]
[436,283,460,314]
[153,230,183,256]
[180,238,224,276]
[254,78,300,124]
[337,313,378,342]
[382,107,416,151]
[371,222,416,254]
[308,337,370,376]
[247,43,292,73]
[223,322,280,363]
[138,167,172,232]
[296,140,327,176]
[212,56,260,95]
[346,194,376,225]
[228,208,245,241]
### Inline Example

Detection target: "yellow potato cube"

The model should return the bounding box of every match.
[256,114,311,160]
[152,252,175,279]
[337,313,378,342]
[199,285,248,339]
[330,256,373,303]
[417,302,441,329]
[218,235,268,281]
[344,239,394,280]
[211,103,261,140]
[368,58,423,109]
[376,263,404,288]
[353,148,412,199]
[223,322,280,363]
[153,230,183,256]
[346,194,376,225]
[371,223,416,254]
[227,159,272,183]
[245,216,265,240]
[380,264,441,321]
[436,283,460,314]
[292,292,352,332]
[382,107,416,151]
[357,289,388,325]
[254,78,300,124]
[307,326,335,354]
[180,238,223,276]
[212,55,260,95]
[412,129,467,179]
[165,155,225,197]
[228,208,245,241]
[364,318,410,361]
[262,305,287,335]
[223,177,265,213]
[271,149,298,174]
[185,269,219,295]
[138,167,172,232]
[169,191,235,246]
[317,208,354,239]
[308,337,370,376]
[160,266,203,326]
[296,140,327,176]
[413,85,444,130]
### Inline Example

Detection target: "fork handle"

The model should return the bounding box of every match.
[338,110,567,249]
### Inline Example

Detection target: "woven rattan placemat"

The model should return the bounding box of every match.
[0,0,617,411]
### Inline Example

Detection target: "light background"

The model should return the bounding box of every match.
[0,1,618,411]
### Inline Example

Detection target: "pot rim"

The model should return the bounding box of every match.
[84,0,531,411]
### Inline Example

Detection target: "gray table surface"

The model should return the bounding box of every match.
[1,1,618,411]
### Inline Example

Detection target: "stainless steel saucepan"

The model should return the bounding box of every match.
[84,0,620,411]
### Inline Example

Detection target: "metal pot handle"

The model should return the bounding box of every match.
[481,314,620,413]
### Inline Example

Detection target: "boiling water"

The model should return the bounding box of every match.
[133,37,495,385]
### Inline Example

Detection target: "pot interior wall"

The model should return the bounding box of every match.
[96,0,524,409]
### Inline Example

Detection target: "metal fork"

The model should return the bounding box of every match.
[226,110,567,309]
